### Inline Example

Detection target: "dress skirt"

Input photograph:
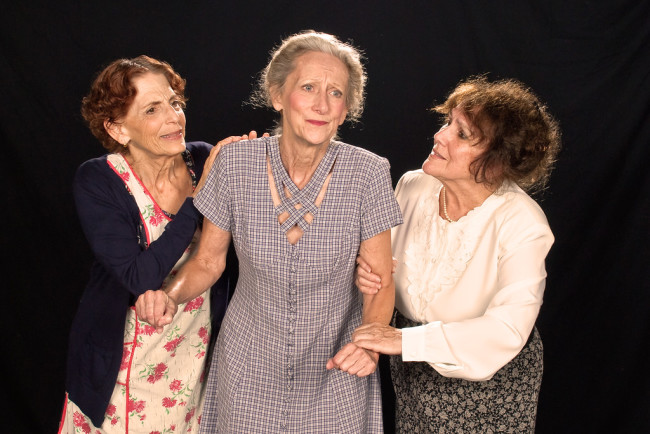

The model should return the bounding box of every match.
[390,311,543,433]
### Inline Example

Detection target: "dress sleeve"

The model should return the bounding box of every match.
[360,157,403,241]
[194,145,232,231]
[401,209,554,381]
[73,159,202,296]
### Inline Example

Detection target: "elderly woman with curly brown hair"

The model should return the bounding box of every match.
[58,55,259,433]
[354,76,561,432]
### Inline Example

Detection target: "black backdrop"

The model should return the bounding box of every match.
[3,1,649,432]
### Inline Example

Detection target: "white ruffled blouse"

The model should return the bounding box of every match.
[393,170,554,380]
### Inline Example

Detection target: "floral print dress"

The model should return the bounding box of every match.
[59,153,211,433]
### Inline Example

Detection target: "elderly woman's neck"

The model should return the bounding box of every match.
[125,151,186,188]
[279,138,329,189]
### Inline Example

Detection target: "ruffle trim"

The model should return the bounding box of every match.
[403,185,484,319]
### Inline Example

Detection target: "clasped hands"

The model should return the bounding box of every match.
[135,289,178,334]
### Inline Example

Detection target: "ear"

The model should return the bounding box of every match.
[104,119,129,145]
[270,86,284,112]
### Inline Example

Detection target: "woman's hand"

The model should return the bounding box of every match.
[352,323,403,355]
[193,130,270,197]
[135,289,178,333]
[355,255,397,295]
[326,342,379,377]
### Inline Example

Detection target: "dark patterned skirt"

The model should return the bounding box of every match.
[390,311,543,433]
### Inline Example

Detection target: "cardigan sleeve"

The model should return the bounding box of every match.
[73,154,203,296]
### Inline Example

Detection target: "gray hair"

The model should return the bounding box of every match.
[251,30,367,130]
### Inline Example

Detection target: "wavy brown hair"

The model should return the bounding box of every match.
[433,76,561,193]
[81,55,187,153]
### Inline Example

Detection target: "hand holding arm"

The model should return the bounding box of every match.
[352,323,402,355]
[327,229,395,376]
[135,219,231,330]
[355,255,397,295]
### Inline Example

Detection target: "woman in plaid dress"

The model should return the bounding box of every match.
[136,31,402,433]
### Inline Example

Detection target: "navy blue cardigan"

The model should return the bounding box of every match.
[65,142,232,427]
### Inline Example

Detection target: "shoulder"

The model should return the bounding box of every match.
[219,136,266,161]
[491,182,554,243]
[334,141,389,167]
[74,154,113,185]
[395,169,438,197]
[496,183,549,226]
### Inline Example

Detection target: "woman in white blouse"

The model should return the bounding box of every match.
[354,76,561,432]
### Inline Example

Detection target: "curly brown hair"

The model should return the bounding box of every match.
[81,55,187,153]
[433,76,561,193]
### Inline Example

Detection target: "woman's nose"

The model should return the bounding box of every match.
[312,91,329,114]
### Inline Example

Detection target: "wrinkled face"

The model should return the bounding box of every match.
[272,51,349,148]
[422,107,486,183]
[109,72,186,158]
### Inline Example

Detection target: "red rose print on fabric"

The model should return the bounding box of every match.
[127,398,146,414]
[147,362,168,383]
[169,379,182,392]
[149,207,165,226]
[119,347,131,371]
[198,326,209,344]
[163,397,177,408]
[164,336,185,355]
[183,296,204,312]
[141,324,157,336]
[106,404,116,416]
[73,411,85,427]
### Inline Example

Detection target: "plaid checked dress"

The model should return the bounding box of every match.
[195,136,402,433]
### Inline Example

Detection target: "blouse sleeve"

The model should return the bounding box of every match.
[360,156,403,241]
[73,158,202,296]
[401,201,554,381]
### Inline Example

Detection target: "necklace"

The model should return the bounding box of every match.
[441,186,456,223]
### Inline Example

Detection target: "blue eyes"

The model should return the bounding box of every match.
[302,84,342,98]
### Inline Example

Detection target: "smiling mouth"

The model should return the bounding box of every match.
[161,130,183,139]
[307,120,328,126]
[430,149,445,160]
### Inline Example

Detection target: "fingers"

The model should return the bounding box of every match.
[351,323,402,355]
[327,343,378,377]
[356,275,380,294]
[134,290,175,333]
[355,256,381,294]
[355,255,372,272]
[215,130,269,146]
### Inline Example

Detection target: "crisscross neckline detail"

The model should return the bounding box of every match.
[267,139,338,244]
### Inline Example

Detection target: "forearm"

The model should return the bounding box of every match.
[358,229,395,325]
[362,279,395,325]
[165,254,225,305]
[75,164,201,294]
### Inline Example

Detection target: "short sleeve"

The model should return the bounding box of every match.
[360,157,403,240]
[195,149,231,231]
